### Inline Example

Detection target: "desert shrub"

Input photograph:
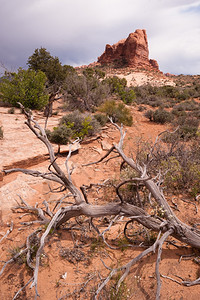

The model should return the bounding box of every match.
[135,135,200,195]
[163,138,200,194]
[134,85,158,98]
[160,156,182,188]
[83,67,106,80]
[145,108,173,124]
[134,84,194,108]
[188,110,200,118]
[176,90,190,101]
[171,108,187,117]
[172,101,200,123]
[47,111,101,148]
[138,105,146,112]
[27,47,72,86]
[59,110,100,138]
[172,100,200,112]
[47,125,72,145]
[144,109,154,121]
[160,149,200,195]
[104,76,135,104]
[8,107,15,114]
[146,95,163,108]
[152,108,173,124]
[134,86,173,108]
[134,86,159,106]
[104,76,127,94]
[175,83,200,99]
[99,100,133,126]
[176,116,200,139]
[119,88,136,104]
[94,113,108,126]
[63,72,109,111]
[187,164,200,197]
[0,68,48,109]
[157,85,182,99]
[0,126,3,139]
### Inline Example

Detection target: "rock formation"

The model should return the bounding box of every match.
[98,29,159,71]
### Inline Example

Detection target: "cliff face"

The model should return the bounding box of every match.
[98,29,159,71]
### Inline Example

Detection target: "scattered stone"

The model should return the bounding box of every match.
[101,126,109,130]
[101,140,112,151]
[59,142,81,154]
[101,133,108,138]
[92,147,103,155]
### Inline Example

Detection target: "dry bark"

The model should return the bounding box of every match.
[1,105,200,299]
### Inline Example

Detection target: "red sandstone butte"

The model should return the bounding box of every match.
[98,29,159,71]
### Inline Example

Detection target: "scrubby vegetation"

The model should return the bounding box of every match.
[145,108,173,124]
[136,82,200,141]
[99,99,133,126]
[133,82,200,108]
[47,110,101,150]
[7,107,15,114]
[134,134,200,197]
[63,68,109,111]
[93,113,108,126]
[2,106,200,300]
[1,50,200,300]
[27,47,73,87]
[46,125,72,147]
[59,110,100,138]
[0,68,48,109]
[104,76,136,104]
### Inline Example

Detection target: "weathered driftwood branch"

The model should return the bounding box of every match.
[1,105,200,299]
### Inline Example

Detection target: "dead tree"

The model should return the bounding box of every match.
[43,88,62,129]
[1,105,200,299]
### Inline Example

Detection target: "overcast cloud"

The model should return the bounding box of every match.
[0,0,200,75]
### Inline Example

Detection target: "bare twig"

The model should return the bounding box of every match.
[0,221,13,243]
[116,178,149,203]
[0,248,28,276]
[30,208,63,296]
[83,146,115,166]
[2,106,200,300]
[155,228,174,300]
[12,277,34,300]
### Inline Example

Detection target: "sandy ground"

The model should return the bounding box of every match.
[0,105,200,299]
[106,70,175,87]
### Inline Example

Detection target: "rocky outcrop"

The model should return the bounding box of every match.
[98,29,159,71]
[149,59,159,70]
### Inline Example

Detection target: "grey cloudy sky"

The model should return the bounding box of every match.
[0,0,200,75]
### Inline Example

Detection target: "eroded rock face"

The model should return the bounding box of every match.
[98,29,159,71]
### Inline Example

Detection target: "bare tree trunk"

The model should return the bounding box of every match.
[44,93,55,117]
[2,106,200,299]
